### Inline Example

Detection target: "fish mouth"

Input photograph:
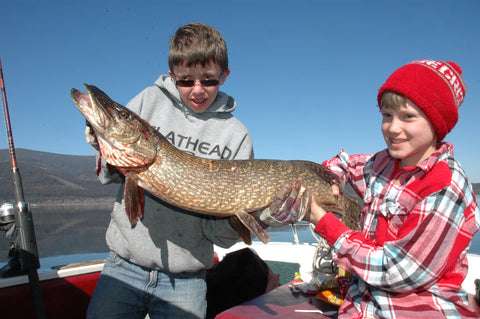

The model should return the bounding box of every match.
[71,84,111,134]
[71,84,159,168]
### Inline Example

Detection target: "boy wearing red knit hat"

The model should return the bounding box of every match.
[262,60,479,317]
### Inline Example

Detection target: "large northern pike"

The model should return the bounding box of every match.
[71,84,361,244]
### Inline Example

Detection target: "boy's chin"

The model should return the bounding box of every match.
[387,149,408,164]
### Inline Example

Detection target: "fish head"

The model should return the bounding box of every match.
[71,84,160,169]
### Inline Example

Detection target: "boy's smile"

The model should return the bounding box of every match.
[381,100,437,168]
[169,62,230,113]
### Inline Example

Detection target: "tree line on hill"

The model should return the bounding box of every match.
[0,148,117,203]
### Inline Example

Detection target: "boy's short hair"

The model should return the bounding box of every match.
[168,23,228,71]
[380,91,410,110]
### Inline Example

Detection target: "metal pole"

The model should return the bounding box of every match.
[0,57,46,319]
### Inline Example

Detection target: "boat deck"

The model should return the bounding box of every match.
[0,242,478,318]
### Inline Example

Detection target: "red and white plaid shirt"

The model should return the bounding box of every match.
[316,143,479,318]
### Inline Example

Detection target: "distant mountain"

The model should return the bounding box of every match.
[0,148,118,203]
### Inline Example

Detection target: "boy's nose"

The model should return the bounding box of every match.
[388,117,402,133]
[191,81,206,92]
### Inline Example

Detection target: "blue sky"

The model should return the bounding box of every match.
[0,0,479,182]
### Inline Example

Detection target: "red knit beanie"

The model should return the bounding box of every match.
[377,60,467,141]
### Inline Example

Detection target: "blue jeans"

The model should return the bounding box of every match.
[87,251,207,319]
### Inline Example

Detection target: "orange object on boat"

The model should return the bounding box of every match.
[316,289,344,306]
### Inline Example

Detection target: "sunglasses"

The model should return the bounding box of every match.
[174,72,224,88]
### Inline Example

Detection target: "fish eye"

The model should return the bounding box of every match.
[119,110,129,118]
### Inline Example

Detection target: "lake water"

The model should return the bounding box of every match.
[0,204,111,263]
[1,203,480,264]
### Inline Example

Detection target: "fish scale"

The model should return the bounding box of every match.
[71,84,361,244]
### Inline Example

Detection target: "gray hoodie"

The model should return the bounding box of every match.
[96,75,254,272]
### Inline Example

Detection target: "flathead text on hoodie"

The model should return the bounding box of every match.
[159,128,233,159]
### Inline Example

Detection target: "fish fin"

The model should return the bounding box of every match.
[136,187,145,220]
[124,172,145,227]
[229,216,252,245]
[235,211,271,244]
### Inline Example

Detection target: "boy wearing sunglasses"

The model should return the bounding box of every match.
[86,23,254,319]
[262,60,479,317]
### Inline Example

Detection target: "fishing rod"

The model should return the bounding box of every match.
[0,57,46,319]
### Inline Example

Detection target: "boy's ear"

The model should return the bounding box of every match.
[220,68,230,85]
[168,70,174,78]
